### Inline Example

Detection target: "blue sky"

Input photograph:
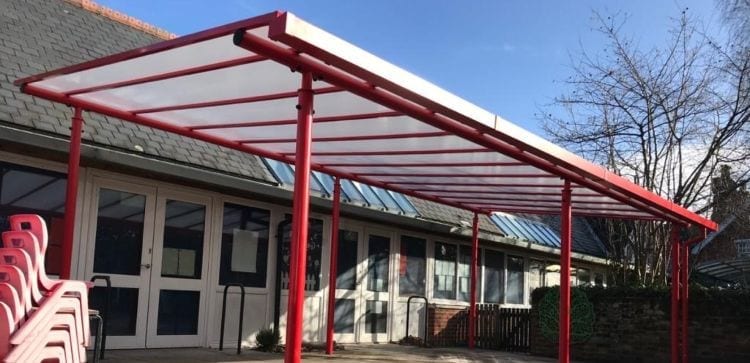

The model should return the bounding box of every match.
[98,0,721,138]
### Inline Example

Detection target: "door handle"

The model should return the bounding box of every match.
[141,263,151,269]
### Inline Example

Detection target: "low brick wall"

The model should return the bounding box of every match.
[530,288,750,363]
[427,305,468,346]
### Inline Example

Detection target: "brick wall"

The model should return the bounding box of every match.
[427,305,468,347]
[530,290,750,363]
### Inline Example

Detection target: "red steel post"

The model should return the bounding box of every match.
[284,72,314,363]
[468,212,479,349]
[558,180,572,363]
[670,225,681,363]
[681,243,689,363]
[60,107,84,280]
[325,177,342,355]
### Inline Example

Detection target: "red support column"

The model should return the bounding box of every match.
[681,242,689,363]
[325,177,342,355]
[284,72,314,363]
[558,180,572,363]
[60,107,84,280]
[670,225,681,363]
[468,212,479,349]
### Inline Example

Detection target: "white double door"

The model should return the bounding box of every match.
[82,177,211,348]
[332,226,392,344]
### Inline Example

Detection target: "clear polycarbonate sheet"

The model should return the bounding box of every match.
[76,60,300,111]
[36,34,248,92]
[15,11,716,227]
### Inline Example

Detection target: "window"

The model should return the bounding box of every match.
[218,203,270,287]
[160,200,205,279]
[594,272,605,287]
[576,268,591,286]
[334,299,355,333]
[545,263,561,287]
[399,235,426,296]
[433,242,457,300]
[483,249,504,303]
[367,234,390,292]
[0,161,66,275]
[528,259,545,302]
[336,230,359,291]
[365,300,387,334]
[93,188,146,276]
[280,216,324,291]
[506,255,525,304]
[458,245,481,302]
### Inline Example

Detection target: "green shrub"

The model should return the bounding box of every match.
[255,328,280,352]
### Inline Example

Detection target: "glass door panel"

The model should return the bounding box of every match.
[333,228,360,343]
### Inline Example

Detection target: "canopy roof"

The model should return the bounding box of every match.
[16,11,716,230]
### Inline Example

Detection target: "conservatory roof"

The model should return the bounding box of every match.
[15,11,717,230]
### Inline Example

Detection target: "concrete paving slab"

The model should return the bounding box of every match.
[92,345,557,363]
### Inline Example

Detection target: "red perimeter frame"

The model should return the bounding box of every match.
[14,10,718,363]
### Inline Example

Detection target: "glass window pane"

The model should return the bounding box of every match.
[483,249,504,303]
[506,256,525,304]
[594,272,605,287]
[577,267,591,286]
[545,264,561,286]
[93,188,146,276]
[334,299,355,333]
[367,234,390,292]
[389,192,419,215]
[371,186,401,211]
[161,200,205,279]
[433,242,457,300]
[340,180,367,205]
[354,182,385,209]
[458,245,480,302]
[336,230,359,291]
[280,216,323,291]
[157,290,200,335]
[365,300,387,334]
[399,235,426,296]
[0,161,67,275]
[263,158,295,184]
[90,286,138,336]
[219,203,270,287]
[528,259,545,302]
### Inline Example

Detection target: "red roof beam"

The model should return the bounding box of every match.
[287,148,491,157]
[324,161,526,167]
[358,173,558,178]
[239,131,448,144]
[132,85,342,114]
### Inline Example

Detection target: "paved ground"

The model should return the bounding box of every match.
[94,345,556,362]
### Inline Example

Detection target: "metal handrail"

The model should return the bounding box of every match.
[89,275,111,360]
[220,283,246,355]
[405,295,429,344]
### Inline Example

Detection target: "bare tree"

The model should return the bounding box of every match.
[541,8,750,286]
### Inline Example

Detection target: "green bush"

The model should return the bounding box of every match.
[255,328,280,352]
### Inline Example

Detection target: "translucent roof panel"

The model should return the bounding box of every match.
[15,10,716,230]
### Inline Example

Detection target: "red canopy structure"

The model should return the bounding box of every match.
[16,11,716,363]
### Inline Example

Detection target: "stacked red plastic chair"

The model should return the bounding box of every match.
[0,214,90,362]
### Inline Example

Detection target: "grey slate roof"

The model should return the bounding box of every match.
[1,0,608,260]
[0,0,275,184]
